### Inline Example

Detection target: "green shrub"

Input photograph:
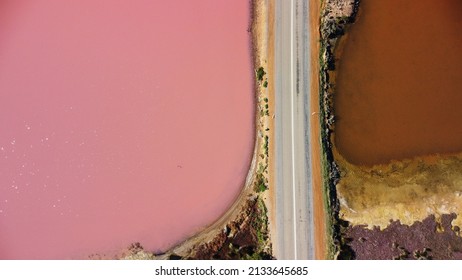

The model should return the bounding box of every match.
[256,67,266,81]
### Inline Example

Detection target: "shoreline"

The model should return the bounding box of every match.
[319,0,360,259]
[265,0,276,259]
[118,0,273,260]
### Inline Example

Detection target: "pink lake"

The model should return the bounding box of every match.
[0,0,254,259]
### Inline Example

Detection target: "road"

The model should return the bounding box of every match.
[273,0,315,260]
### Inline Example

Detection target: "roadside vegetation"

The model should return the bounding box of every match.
[254,64,270,194]
[256,66,266,81]
[319,0,360,259]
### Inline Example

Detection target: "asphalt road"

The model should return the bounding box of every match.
[273,0,315,260]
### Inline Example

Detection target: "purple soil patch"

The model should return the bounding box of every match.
[344,214,462,260]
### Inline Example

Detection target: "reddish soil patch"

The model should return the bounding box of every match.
[188,198,272,260]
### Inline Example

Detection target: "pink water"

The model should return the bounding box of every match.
[0,0,254,259]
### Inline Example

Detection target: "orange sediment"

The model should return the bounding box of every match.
[309,0,327,260]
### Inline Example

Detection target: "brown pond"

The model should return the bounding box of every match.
[334,0,462,166]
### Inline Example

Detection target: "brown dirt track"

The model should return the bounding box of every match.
[310,0,327,260]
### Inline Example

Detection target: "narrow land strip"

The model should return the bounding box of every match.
[309,0,327,260]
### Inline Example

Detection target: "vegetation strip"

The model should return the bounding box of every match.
[318,0,360,259]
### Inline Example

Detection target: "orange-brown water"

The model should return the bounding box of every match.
[334,0,462,166]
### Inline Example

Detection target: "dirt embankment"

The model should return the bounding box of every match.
[319,0,359,259]
[115,0,273,260]
[309,0,327,260]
